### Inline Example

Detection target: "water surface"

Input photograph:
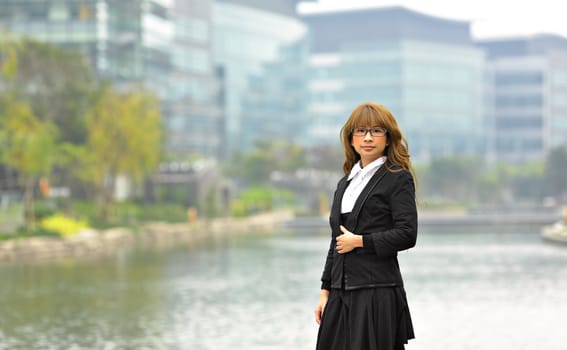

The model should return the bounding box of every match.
[1,225,566,349]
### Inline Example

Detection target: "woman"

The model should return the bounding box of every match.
[314,102,417,350]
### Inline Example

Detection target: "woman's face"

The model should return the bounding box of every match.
[351,125,388,167]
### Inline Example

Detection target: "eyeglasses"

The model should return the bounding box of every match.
[351,126,388,137]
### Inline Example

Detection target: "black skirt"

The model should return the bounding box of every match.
[316,286,414,350]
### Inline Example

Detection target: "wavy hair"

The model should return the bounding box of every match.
[340,102,415,183]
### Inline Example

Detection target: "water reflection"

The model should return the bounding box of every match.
[0,226,566,349]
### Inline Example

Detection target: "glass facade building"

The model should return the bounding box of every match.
[0,0,174,90]
[240,39,309,151]
[167,0,221,158]
[0,0,221,159]
[212,0,306,157]
[478,35,567,163]
[302,7,485,162]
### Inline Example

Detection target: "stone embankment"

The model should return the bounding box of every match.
[0,210,294,263]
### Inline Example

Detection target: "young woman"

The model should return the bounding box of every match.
[314,102,417,350]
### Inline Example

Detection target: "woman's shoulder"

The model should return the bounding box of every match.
[385,164,415,185]
[386,163,412,176]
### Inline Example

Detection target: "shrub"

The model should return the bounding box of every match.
[39,214,88,238]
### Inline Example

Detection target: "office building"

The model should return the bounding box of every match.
[0,0,221,159]
[168,0,222,158]
[239,39,309,151]
[301,7,485,162]
[212,0,307,157]
[478,35,567,163]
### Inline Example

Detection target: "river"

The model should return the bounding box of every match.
[1,224,566,349]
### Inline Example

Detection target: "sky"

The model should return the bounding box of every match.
[297,0,567,40]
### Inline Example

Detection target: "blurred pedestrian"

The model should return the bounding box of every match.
[314,102,417,350]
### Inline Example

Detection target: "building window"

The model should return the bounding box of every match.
[495,116,543,128]
[495,72,543,86]
[495,95,543,108]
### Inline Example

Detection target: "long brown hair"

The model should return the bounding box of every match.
[340,102,415,183]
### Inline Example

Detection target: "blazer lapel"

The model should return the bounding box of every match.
[345,165,389,230]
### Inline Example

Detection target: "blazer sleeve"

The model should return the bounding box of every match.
[320,176,347,290]
[362,170,417,257]
[320,236,335,290]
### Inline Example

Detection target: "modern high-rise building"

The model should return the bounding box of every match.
[0,0,221,159]
[212,0,308,157]
[0,0,174,90]
[168,0,222,159]
[301,7,485,162]
[477,35,567,163]
[240,38,310,151]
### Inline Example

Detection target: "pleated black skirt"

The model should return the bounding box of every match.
[316,287,414,350]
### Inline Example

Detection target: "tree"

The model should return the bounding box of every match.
[0,95,58,229]
[80,85,162,216]
[1,36,61,229]
[1,35,99,210]
[306,144,343,171]
[224,140,307,186]
[0,37,96,144]
[421,156,482,204]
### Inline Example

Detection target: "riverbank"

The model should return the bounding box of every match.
[284,209,562,229]
[0,210,294,263]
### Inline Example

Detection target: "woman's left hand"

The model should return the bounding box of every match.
[336,225,363,254]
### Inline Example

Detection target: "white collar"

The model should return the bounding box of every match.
[347,156,387,181]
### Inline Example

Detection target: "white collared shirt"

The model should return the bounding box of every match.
[341,156,387,214]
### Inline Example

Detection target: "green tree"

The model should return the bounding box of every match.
[0,95,58,229]
[80,85,162,217]
[422,156,482,204]
[1,37,61,229]
[306,144,343,171]
[0,37,96,144]
[225,140,307,185]
[230,186,295,217]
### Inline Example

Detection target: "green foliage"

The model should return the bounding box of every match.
[34,200,57,220]
[70,201,188,228]
[306,144,343,171]
[0,37,94,229]
[419,156,482,204]
[416,156,549,208]
[0,226,60,241]
[67,84,163,217]
[0,39,96,143]
[86,85,162,182]
[230,187,295,217]
[0,38,165,221]
[0,37,96,144]
[0,95,58,177]
[0,38,18,80]
[224,140,307,185]
[0,94,59,229]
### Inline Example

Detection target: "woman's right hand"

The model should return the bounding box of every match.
[314,289,330,324]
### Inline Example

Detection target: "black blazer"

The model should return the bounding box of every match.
[321,164,417,290]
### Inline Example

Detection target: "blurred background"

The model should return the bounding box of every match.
[1,0,566,349]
